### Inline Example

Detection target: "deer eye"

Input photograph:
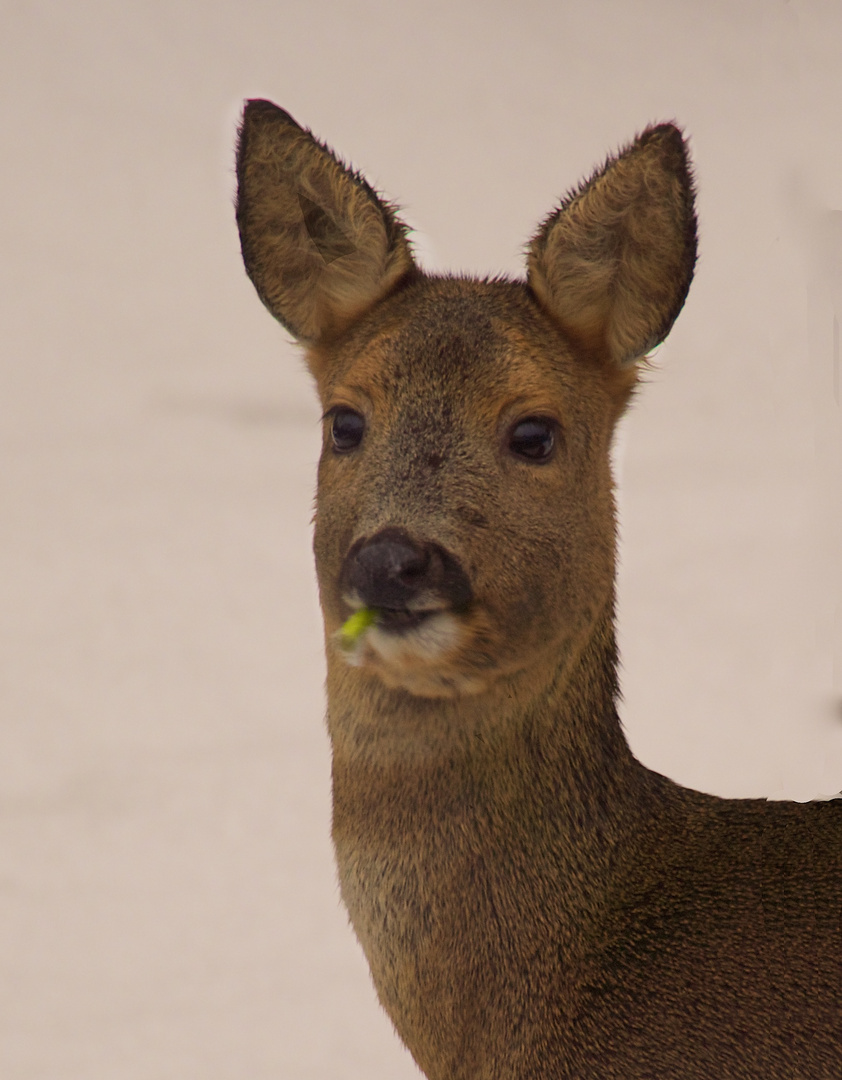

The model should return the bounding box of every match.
[330,407,365,452]
[508,417,556,462]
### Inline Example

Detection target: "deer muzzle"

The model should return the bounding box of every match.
[340,527,473,633]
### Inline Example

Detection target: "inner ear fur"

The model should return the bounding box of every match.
[236,100,416,344]
[527,124,697,369]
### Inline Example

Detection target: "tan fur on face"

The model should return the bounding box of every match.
[234,103,698,729]
[306,280,626,705]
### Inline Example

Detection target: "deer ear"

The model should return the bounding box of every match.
[527,124,697,367]
[236,100,416,344]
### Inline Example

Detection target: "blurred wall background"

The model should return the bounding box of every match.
[1,2,840,1077]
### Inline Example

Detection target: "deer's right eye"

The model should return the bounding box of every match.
[508,417,557,463]
[330,408,365,452]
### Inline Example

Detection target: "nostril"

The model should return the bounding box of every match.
[393,548,428,582]
[399,559,425,582]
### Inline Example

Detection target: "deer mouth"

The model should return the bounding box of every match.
[339,596,453,644]
[335,591,497,698]
[338,598,467,682]
[375,606,436,634]
[335,529,481,695]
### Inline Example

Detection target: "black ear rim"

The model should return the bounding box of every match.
[241,98,303,131]
[529,122,699,359]
[631,124,698,350]
[235,102,305,250]
[234,101,292,331]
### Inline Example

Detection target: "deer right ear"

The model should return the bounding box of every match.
[236,100,416,345]
[527,124,697,368]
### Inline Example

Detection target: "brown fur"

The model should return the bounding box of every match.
[236,100,415,343]
[235,100,842,1079]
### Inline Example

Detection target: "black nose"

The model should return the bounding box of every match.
[344,529,431,610]
[341,527,472,611]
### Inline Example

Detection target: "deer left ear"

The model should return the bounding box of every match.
[527,124,697,368]
[236,100,416,344]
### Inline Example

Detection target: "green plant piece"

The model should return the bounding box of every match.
[339,607,378,648]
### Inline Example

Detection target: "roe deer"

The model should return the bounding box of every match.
[235,100,842,1079]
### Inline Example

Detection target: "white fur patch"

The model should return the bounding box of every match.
[340,611,459,667]
[366,611,460,665]
[336,599,493,696]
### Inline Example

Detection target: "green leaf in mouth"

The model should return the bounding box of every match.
[339,607,378,648]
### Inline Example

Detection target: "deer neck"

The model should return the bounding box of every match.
[327,599,649,1076]
[328,596,647,938]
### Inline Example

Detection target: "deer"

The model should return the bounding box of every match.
[235,99,842,1079]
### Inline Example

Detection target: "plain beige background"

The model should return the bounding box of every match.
[2,1,841,1077]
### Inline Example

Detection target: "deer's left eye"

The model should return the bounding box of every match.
[330,408,365,452]
[508,417,557,462]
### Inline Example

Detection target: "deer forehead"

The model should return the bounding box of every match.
[312,282,613,437]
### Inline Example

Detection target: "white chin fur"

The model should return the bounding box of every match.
[339,611,488,697]
[342,610,458,666]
